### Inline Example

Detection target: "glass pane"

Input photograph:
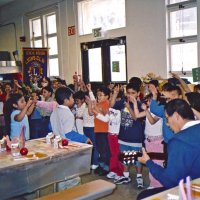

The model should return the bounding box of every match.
[169,0,190,4]
[170,7,197,38]
[171,42,197,71]
[34,40,42,48]
[49,58,59,76]
[32,18,41,37]
[48,37,58,55]
[110,45,126,82]
[88,48,102,82]
[78,0,125,35]
[47,14,57,34]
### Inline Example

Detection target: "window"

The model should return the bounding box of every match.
[29,12,59,76]
[167,0,197,78]
[169,7,197,38]
[88,48,103,82]
[78,0,126,35]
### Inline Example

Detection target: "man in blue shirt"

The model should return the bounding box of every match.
[137,99,200,199]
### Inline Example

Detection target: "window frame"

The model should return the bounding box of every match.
[28,9,60,77]
[166,0,197,79]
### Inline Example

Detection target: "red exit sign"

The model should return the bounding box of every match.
[68,26,76,36]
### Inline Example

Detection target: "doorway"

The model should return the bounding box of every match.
[81,36,127,88]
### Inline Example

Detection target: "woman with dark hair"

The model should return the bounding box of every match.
[137,99,200,199]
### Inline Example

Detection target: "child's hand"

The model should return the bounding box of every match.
[141,103,147,111]
[129,95,137,103]
[149,84,157,95]
[137,148,150,164]
[124,100,131,109]
[86,83,92,92]
[171,72,180,80]
[85,95,91,104]
[113,84,120,94]
[27,98,33,107]
[119,84,124,91]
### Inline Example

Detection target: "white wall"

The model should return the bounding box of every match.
[0,0,167,83]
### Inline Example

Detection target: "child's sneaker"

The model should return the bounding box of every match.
[106,172,119,179]
[91,165,99,170]
[136,176,143,189]
[114,176,131,185]
[147,186,154,190]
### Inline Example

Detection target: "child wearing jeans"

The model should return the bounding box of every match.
[83,84,99,170]
[89,86,111,176]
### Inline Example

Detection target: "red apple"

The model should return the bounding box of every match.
[20,147,28,156]
[62,139,68,146]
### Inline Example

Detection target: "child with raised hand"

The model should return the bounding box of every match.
[50,87,91,144]
[37,86,54,137]
[132,94,164,188]
[94,106,124,180]
[88,85,111,176]
[82,84,99,170]
[110,83,145,188]
[6,93,35,140]
[73,90,86,135]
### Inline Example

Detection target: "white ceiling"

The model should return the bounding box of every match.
[0,0,16,7]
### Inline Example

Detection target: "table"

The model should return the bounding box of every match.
[144,178,200,200]
[0,138,92,200]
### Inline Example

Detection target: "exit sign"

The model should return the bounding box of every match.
[68,26,76,36]
[92,28,102,38]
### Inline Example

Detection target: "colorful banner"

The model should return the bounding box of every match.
[22,48,48,83]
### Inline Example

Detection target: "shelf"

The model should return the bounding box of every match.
[0,66,22,74]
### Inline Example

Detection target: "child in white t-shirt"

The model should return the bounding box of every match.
[133,94,163,188]
[95,107,123,180]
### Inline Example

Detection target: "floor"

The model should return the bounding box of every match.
[81,166,150,200]
[10,166,150,200]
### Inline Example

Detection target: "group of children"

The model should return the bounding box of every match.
[1,73,200,190]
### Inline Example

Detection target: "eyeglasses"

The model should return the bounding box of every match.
[165,115,169,123]
[165,113,174,123]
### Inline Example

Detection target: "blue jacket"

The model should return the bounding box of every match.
[113,99,144,144]
[150,99,174,143]
[146,123,200,188]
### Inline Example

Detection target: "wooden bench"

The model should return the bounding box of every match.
[35,179,116,200]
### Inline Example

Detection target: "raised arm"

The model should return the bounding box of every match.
[192,108,200,120]
[142,103,159,124]
[86,84,96,101]
[132,97,146,118]
[124,100,137,121]
[171,72,191,93]
[110,85,119,107]
[14,99,34,121]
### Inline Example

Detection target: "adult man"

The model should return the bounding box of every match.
[137,99,200,199]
